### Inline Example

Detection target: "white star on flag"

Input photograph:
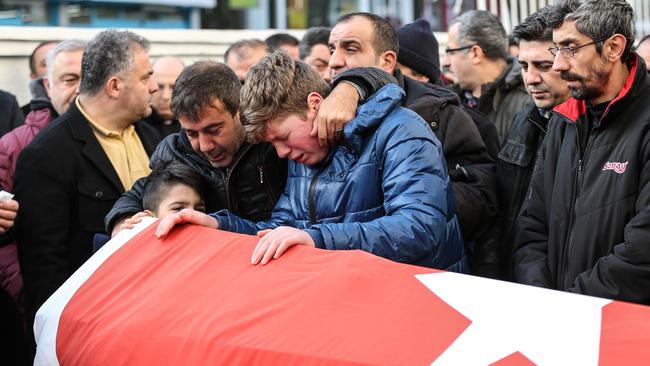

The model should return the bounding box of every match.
[416,272,612,365]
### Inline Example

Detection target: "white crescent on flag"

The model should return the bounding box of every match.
[33,218,650,365]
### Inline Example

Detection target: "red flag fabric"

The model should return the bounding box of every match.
[34,219,650,365]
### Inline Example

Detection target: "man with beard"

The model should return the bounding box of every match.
[513,0,650,304]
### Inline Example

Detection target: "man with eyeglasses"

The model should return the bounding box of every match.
[442,10,532,140]
[513,0,650,305]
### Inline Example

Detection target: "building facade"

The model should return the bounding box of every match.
[0,0,214,28]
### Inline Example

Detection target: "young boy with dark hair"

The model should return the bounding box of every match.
[95,162,207,251]
[142,161,207,218]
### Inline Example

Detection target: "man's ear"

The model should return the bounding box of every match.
[470,45,484,65]
[105,76,121,98]
[604,34,627,62]
[379,50,398,74]
[306,92,323,112]
[43,77,52,99]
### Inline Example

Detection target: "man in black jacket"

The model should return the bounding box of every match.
[395,18,500,161]
[14,30,162,336]
[442,11,532,141]
[494,7,570,279]
[325,12,497,274]
[514,0,650,304]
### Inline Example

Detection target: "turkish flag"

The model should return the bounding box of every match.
[34,219,650,365]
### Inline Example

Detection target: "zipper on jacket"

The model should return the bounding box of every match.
[559,130,596,289]
[258,164,278,205]
[308,167,326,225]
[224,144,253,210]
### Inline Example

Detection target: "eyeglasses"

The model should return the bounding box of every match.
[445,44,477,54]
[548,37,609,57]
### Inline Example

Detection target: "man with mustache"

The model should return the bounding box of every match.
[513,0,650,304]
[492,7,570,279]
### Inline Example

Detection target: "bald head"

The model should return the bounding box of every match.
[152,56,185,120]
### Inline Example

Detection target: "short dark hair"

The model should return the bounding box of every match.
[450,10,508,61]
[224,39,268,64]
[142,161,208,215]
[171,61,240,122]
[29,41,58,74]
[299,27,331,60]
[265,33,299,50]
[511,7,555,43]
[336,12,398,55]
[548,0,635,62]
[79,29,150,96]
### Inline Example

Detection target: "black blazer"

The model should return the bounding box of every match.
[13,100,160,322]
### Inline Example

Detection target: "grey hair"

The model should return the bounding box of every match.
[79,29,150,96]
[450,10,508,61]
[559,0,635,62]
[46,39,86,82]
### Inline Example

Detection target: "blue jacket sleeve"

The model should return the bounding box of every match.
[307,116,458,266]
[211,190,297,234]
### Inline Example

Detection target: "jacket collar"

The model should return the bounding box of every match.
[67,98,129,193]
[553,54,641,123]
[344,84,404,151]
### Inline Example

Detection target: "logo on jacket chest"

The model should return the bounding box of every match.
[602,161,628,174]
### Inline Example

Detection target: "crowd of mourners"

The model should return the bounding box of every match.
[2,0,650,363]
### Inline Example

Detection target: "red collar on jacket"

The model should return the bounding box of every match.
[553,54,639,123]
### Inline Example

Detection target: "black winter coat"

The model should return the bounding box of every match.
[395,71,498,245]
[14,100,161,323]
[495,105,549,279]
[514,55,650,304]
[105,133,287,232]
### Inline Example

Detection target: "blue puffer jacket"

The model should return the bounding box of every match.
[213,84,467,272]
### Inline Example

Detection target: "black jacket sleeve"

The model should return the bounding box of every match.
[0,90,25,136]
[104,131,170,233]
[409,98,498,243]
[331,67,397,101]
[104,176,147,233]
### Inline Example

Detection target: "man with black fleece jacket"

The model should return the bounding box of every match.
[514,0,650,304]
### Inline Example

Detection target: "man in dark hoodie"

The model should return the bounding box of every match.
[326,12,497,274]
[395,18,500,161]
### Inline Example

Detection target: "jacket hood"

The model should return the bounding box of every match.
[344,83,404,150]
[29,78,52,111]
[395,68,461,107]
[502,57,525,91]
[554,53,645,123]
